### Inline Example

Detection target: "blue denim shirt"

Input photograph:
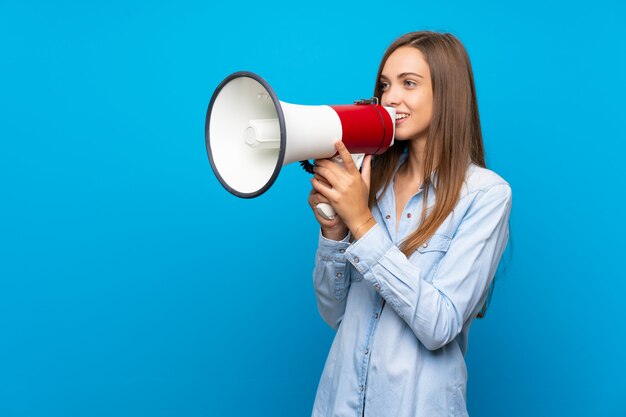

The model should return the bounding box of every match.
[311,157,512,417]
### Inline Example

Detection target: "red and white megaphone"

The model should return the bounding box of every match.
[205,71,396,220]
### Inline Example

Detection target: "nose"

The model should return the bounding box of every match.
[382,85,401,107]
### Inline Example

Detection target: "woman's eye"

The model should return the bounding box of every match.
[379,82,389,91]
[404,80,417,88]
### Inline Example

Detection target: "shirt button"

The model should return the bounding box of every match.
[359,385,364,392]
[336,272,343,278]
[385,214,391,220]
[364,348,369,355]
[374,313,379,319]
[339,248,345,253]
[422,242,428,248]
[374,284,381,291]
[354,256,359,263]
[407,213,412,218]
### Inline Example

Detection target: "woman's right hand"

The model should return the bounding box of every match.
[308,178,348,241]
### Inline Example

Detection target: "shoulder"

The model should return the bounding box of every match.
[459,163,511,202]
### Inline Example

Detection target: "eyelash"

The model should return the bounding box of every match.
[379,80,417,91]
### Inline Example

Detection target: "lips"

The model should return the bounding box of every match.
[395,113,410,124]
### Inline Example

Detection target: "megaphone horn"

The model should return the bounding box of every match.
[205,71,396,216]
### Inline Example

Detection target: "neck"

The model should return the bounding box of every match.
[400,137,427,180]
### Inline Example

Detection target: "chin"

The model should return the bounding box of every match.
[394,126,429,143]
[393,130,416,141]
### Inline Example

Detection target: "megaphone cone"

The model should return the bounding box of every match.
[205,71,396,204]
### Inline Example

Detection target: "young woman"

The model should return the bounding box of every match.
[307,31,512,417]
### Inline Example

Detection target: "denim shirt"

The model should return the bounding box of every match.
[311,157,512,417]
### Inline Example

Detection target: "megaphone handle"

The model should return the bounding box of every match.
[316,153,365,221]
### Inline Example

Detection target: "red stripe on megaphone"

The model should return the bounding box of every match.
[329,104,394,155]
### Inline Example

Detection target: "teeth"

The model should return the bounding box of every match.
[396,113,409,120]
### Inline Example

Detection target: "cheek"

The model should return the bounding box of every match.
[412,95,433,123]
[419,104,433,126]
[411,100,431,124]
[410,114,431,133]
[411,92,431,111]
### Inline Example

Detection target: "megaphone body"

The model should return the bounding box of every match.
[205,71,396,218]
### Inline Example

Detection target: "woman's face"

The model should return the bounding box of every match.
[380,46,433,142]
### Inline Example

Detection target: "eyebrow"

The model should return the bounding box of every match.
[380,72,424,80]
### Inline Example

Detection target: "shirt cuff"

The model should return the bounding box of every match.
[317,230,351,260]
[345,223,393,275]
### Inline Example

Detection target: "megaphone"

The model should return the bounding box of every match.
[205,71,396,219]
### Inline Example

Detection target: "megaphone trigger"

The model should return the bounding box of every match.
[316,203,337,221]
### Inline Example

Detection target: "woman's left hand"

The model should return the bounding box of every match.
[311,141,374,238]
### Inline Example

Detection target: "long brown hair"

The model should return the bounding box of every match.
[371,32,493,318]
[370,31,485,256]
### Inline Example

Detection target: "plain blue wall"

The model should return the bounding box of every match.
[1,0,624,416]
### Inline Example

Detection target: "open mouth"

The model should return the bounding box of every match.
[395,113,410,123]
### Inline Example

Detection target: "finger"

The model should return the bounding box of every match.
[314,194,331,204]
[361,155,372,190]
[308,189,319,204]
[313,165,338,187]
[334,141,357,172]
[308,192,331,207]
[311,177,337,201]
[313,173,332,188]
[307,193,339,225]
[307,188,330,212]
[314,158,340,173]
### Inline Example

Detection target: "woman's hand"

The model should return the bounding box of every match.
[308,186,348,241]
[311,141,375,240]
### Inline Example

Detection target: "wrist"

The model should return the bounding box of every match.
[346,210,372,232]
[321,225,349,241]
[350,214,376,241]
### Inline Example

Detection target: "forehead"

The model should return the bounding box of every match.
[381,46,430,78]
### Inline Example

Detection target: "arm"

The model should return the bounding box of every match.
[307,176,352,330]
[313,232,352,330]
[344,184,512,350]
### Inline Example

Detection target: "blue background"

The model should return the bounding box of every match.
[1,0,624,416]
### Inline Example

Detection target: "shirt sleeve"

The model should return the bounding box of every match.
[344,184,512,350]
[313,231,352,331]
